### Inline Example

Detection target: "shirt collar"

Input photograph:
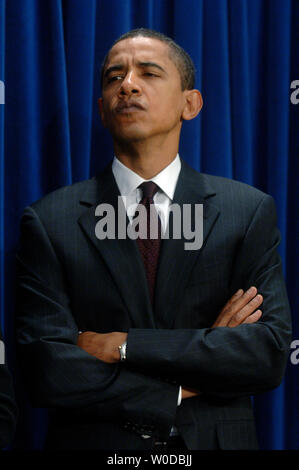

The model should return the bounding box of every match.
[112,154,181,201]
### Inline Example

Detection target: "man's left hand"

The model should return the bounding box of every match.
[77,331,127,363]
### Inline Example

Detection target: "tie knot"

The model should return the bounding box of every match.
[139,181,159,200]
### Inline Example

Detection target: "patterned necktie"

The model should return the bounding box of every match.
[135,181,162,304]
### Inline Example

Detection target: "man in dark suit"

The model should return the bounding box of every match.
[0,327,17,449]
[16,28,292,450]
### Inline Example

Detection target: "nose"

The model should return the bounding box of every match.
[118,71,141,96]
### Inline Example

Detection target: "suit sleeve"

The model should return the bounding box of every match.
[0,331,17,449]
[126,194,292,398]
[16,206,179,439]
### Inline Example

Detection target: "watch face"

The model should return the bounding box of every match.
[119,343,126,361]
[123,343,127,360]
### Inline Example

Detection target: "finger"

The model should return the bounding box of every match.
[218,289,244,312]
[213,287,260,328]
[241,309,262,324]
[182,388,200,399]
[228,294,263,326]
[227,294,263,327]
[220,287,258,323]
[229,286,258,312]
[226,289,244,305]
[213,289,245,326]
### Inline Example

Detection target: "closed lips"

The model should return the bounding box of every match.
[116,101,145,112]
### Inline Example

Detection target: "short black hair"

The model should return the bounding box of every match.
[100,28,196,91]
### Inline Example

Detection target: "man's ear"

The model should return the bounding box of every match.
[98,97,107,127]
[182,90,203,121]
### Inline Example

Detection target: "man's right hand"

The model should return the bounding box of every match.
[181,286,263,399]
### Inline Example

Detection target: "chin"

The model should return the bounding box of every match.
[113,126,148,143]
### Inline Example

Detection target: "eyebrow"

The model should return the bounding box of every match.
[103,64,124,79]
[103,61,167,79]
[138,62,167,74]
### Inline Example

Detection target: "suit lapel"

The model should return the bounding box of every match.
[78,163,155,328]
[154,160,220,328]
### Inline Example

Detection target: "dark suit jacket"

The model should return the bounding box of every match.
[0,329,17,449]
[15,159,292,450]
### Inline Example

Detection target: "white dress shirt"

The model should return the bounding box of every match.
[112,155,182,423]
[112,154,181,234]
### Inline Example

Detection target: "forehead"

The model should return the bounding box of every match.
[105,36,174,68]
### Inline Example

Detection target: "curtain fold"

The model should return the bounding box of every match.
[0,0,298,450]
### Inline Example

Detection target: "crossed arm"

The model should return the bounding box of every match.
[16,195,292,438]
[78,286,263,400]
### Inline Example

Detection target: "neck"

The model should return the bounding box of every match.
[113,137,179,179]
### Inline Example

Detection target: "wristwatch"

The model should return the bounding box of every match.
[118,340,127,362]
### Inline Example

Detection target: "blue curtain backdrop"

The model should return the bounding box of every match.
[0,0,298,450]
